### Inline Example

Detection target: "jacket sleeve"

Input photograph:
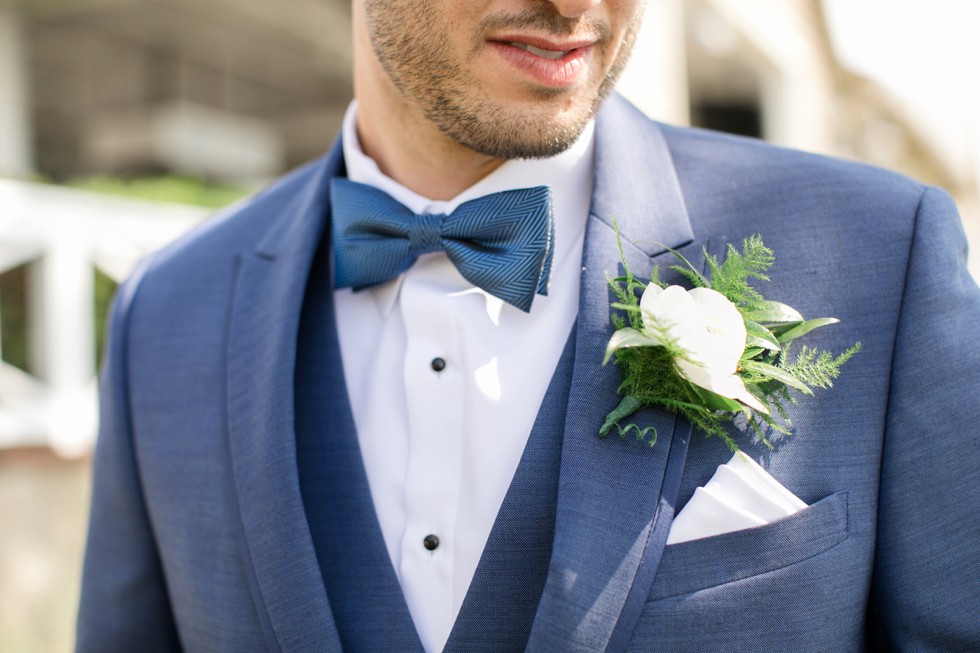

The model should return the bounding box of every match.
[76,259,182,652]
[869,187,980,650]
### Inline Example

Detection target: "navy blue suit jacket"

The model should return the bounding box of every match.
[77,95,979,651]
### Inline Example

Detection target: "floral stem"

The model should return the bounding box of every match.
[599,394,645,437]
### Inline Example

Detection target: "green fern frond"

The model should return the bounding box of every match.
[670,264,709,288]
[784,343,862,389]
[708,236,775,308]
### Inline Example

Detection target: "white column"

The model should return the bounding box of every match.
[29,235,97,455]
[0,6,34,178]
[616,0,691,125]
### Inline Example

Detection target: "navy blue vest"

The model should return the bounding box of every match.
[295,237,574,651]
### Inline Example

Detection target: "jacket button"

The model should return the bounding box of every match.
[423,534,440,551]
[430,357,446,372]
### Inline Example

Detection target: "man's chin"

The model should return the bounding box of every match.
[435,99,599,160]
[454,120,590,160]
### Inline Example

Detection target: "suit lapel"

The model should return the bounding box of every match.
[224,144,346,652]
[526,95,702,653]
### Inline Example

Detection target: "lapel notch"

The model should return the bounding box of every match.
[589,94,693,258]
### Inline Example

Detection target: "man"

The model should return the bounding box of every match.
[78,1,979,651]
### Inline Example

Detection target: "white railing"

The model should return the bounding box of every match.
[0,179,208,456]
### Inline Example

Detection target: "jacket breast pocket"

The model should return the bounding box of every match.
[647,490,849,602]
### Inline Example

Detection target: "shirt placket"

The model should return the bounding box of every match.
[397,249,464,652]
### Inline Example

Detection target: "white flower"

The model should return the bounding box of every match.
[605,283,766,412]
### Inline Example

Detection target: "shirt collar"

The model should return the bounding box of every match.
[340,100,595,317]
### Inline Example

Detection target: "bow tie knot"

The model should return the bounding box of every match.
[330,178,555,312]
[408,212,445,255]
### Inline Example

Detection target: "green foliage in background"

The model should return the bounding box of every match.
[65,175,250,209]
[93,269,119,368]
[0,264,30,373]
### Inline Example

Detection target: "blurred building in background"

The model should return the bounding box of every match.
[3,0,974,192]
[3,0,353,181]
[0,1,977,651]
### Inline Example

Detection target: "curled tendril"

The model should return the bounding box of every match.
[606,422,658,447]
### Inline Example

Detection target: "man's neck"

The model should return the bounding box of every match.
[353,56,505,201]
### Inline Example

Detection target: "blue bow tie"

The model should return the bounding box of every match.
[330,178,555,312]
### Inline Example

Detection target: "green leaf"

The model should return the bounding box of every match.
[690,385,749,413]
[745,301,804,324]
[747,334,780,351]
[740,360,813,394]
[768,321,803,337]
[776,317,840,344]
[610,302,641,312]
[740,347,766,361]
[661,245,710,287]
[746,386,768,413]
[744,320,781,351]
[603,328,661,364]
[599,394,646,436]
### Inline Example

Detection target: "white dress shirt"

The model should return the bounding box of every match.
[333,102,594,653]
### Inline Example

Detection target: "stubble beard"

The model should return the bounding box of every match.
[364,0,641,159]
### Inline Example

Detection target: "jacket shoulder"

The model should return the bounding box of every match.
[661,122,927,197]
[656,123,937,239]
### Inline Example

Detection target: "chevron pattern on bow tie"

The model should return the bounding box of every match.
[330,178,554,312]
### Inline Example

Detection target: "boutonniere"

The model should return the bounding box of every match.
[601,233,860,451]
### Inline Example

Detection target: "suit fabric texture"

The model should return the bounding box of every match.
[77,94,980,652]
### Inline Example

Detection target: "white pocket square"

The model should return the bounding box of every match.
[667,453,807,545]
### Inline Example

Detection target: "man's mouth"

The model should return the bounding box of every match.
[486,36,595,87]
[505,41,572,60]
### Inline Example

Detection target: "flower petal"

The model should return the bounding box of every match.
[677,359,767,412]
[687,287,746,369]
[690,288,746,340]
[647,285,692,315]
[641,284,695,342]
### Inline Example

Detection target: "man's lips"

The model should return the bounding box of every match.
[487,36,596,87]
[507,41,571,60]
[495,35,595,58]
